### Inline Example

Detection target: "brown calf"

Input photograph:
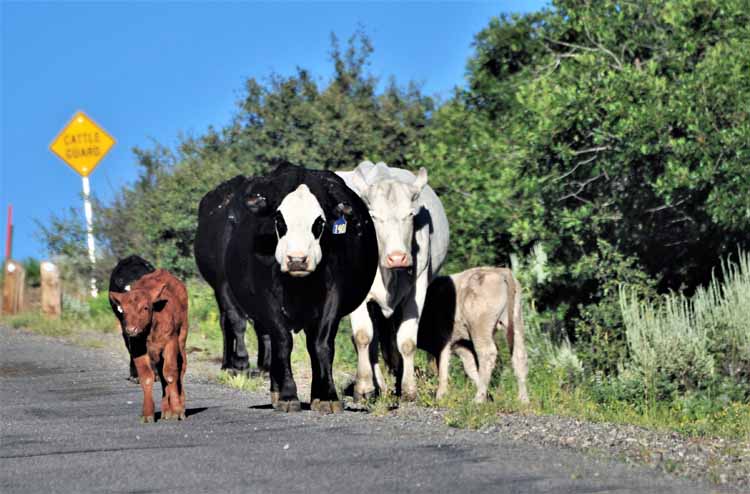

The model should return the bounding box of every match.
[110,269,189,422]
[418,267,529,404]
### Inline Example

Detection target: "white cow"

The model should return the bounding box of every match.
[337,161,449,400]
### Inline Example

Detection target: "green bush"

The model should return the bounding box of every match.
[619,251,750,402]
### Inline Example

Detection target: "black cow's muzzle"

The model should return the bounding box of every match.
[285,255,314,276]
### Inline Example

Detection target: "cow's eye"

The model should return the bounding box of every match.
[311,216,325,238]
[274,212,288,237]
[116,305,123,314]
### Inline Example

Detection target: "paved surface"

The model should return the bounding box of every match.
[0,326,724,493]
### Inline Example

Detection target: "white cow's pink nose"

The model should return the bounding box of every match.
[386,251,410,268]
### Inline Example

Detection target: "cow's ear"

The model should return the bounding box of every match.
[244,194,268,214]
[411,167,428,200]
[334,202,354,218]
[349,169,369,200]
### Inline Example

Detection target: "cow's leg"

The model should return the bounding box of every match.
[435,345,452,401]
[350,302,376,401]
[473,329,498,403]
[133,355,156,423]
[270,327,300,412]
[453,343,480,387]
[161,340,185,420]
[255,327,272,374]
[509,293,530,404]
[397,277,427,401]
[122,331,139,382]
[217,286,249,374]
[307,320,343,414]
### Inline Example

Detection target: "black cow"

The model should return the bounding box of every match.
[195,162,378,412]
[194,175,271,375]
[109,255,155,381]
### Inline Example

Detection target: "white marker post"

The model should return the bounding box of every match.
[81,176,97,297]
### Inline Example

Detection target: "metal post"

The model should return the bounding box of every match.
[81,176,98,297]
[5,204,12,260]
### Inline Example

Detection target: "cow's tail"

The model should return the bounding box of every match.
[503,269,516,358]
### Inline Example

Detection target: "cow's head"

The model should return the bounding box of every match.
[109,284,166,337]
[273,184,326,277]
[354,167,428,270]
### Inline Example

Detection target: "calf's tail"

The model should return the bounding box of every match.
[504,270,516,357]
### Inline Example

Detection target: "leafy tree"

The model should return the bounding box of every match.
[414,0,750,372]
[39,31,433,281]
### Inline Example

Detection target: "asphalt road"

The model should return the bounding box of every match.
[0,325,721,494]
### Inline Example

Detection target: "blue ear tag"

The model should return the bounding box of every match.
[332,215,347,235]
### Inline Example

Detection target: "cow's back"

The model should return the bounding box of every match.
[194,175,247,289]
[454,267,512,330]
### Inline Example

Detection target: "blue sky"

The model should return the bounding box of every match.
[1,1,546,261]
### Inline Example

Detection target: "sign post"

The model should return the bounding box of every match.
[49,111,115,297]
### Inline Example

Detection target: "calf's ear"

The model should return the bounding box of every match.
[149,283,168,311]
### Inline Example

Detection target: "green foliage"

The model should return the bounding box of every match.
[414,0,750,347]
[22,258,40,287]
[37,31,433,281]
[620,250,750,401]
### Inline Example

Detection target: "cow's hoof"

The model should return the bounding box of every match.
[401,389,417,402]
[226,368,250,378]
[127,376,140,384]
[250,368,270,378]
[311,399,344,414]
[178,411,187,420]
[140,415,155,424]
[270,392,280,408]
[353,388,375,403]
[276,400,302,413]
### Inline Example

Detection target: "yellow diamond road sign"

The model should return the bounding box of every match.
[50,111,115,177]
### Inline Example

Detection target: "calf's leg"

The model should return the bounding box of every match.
[133,355,156,423]
[453,343,481,387]
[161,340,185,420]
[472,330,498,403]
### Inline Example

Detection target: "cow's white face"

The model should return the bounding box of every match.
[361,168,428,270]
[274,184,326,277]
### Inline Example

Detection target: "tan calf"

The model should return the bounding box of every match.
[418,267,529,404]
[110,269,189,422]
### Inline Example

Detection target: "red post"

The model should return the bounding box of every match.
[5,204,12,260]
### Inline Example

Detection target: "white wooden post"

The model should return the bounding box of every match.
[82,176,97,297]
